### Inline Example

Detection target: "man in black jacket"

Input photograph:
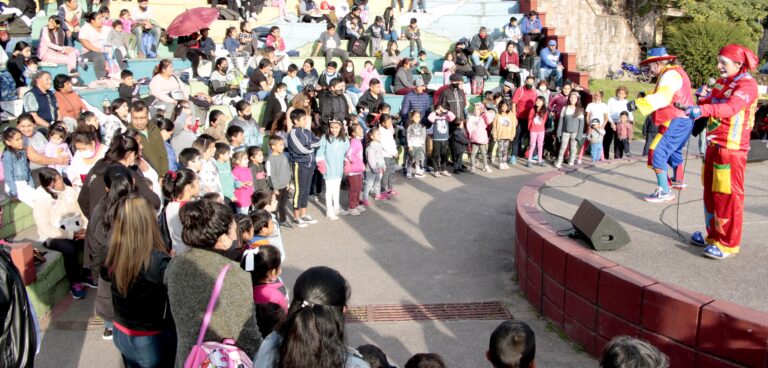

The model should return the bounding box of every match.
[358,78,384,112]
[438,73,467,129]
[319,78,349,125]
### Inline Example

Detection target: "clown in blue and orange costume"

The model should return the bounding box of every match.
[628,48,694,203]
[685,44,759,260]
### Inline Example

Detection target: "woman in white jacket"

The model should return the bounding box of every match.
[31,168,90,299]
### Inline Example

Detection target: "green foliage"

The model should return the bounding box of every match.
[665,20,756,86]
[676,0,768,37]
[635,0,768,37]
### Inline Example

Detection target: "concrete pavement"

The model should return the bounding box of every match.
[34,161,597,367]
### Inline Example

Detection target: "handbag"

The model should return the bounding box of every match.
[184,264,253,368]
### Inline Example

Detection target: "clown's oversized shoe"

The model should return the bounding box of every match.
[703,244,732,260]
[690,231,707,247]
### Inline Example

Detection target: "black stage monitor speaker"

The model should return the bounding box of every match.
[571,200,630,251]
[748,139,768,163]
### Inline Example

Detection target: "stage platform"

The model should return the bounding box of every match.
[537,157,768,313]
[514,154,768,366]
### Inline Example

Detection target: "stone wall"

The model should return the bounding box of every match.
[537,0,641,78]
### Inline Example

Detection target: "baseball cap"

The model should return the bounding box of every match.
[548,40,557,46]
[450,73,463,82]
[414,79,425,87]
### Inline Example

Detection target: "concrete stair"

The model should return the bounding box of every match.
[402,0,523,42]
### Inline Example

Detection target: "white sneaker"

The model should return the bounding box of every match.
[327,214,339,221]
[338,209,349,216]
[293,218,308,228]
[348,208,361,216]
[301,215,318,224]
[484,167,493,173]
[356,205,367,212]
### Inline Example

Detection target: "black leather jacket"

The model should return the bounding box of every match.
[0,249,36,368]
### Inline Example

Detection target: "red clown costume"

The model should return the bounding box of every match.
[689,44,759,259]
[632,48,694,202]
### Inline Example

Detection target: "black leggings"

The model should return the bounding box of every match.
[432,140,449,172]
[47,238,85,284]
[293,162,315,209]
[186,49,210,78]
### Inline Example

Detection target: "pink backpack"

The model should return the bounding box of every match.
[183,264,253,368]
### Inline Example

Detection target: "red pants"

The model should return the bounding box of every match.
[702,145,747,254]
[347,174,363,209]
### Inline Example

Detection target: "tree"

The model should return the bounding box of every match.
[634,0,768,37]
[665,20,757,86]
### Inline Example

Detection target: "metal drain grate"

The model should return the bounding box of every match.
[43,302,511,330]
[347,301,511,323]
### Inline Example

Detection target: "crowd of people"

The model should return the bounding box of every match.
[0,0,695,366]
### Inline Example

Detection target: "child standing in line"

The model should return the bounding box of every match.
[2,127,34,203]
[248,146,270,192]
[316,120,351,220]
[427,104,456,177]
[345,122,366,215]
[588,120,605,162]
[44,124,71,175]
[250,191,287,260]
[451,120,470,174]
[227,125,246,153]
[405,18,422,58]
[240,244,287,337]
[213,142,238,205]
[615,111,633,158]
[492,100,517,169]
[467,103,492,173]
[406,111,427,178]
[265,136,292,228]
[378,114,399,196]
[362,127,388,203]
[227,214,254,261]
[527,96,548,167]
[286,109,321,228]
[232,151,254,214]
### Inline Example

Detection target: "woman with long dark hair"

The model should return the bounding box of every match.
[31,168,90,299]
[85,164,136,340]
[6,41,31,89]
[165,199,261,366]
[77,131,160,219]
[107,194,176,367]
[254,266,368,368]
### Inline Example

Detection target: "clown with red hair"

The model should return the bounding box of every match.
[686,44,759,259]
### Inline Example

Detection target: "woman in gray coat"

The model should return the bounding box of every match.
[165,199,262,367]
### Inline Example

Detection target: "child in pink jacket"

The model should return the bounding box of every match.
[345,122,366,215]
[466,102,492,172]
[232,151,254,214]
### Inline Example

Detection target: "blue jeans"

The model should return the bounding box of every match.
[471,52,493,70]
[539,67,563,87]
[113,328,176,368]
[590,143,602,162]
[383,31,399,41]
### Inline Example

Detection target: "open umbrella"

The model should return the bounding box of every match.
[166,7,220,38]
